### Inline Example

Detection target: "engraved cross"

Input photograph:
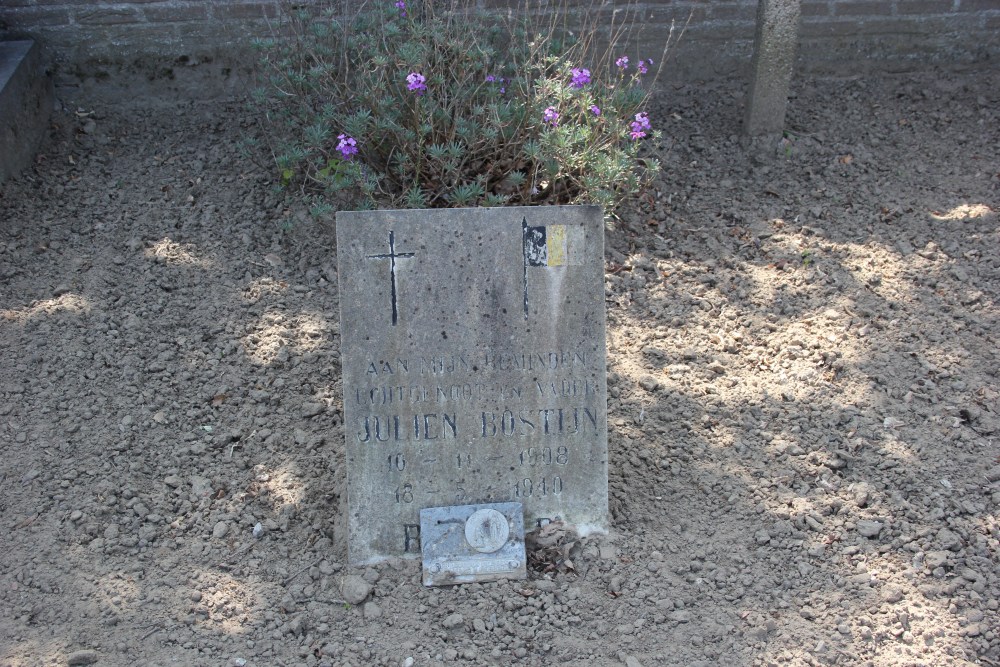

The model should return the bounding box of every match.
[366,231,415,326]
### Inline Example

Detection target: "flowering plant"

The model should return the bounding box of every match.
[252,0,666,217]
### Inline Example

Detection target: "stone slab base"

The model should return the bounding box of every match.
[0,40,53,184]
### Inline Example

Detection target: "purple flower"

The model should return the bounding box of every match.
[629,112,651,140]
[570,67,591,89]
[543,106,559,127]
[406,72,426,94]
[336,134,358,160]
[637,59,649,75]
[486,75,507,94]
[589,104,601,116]
[394,0,406,17]
[406,71,426,92]
[615,55,629,70]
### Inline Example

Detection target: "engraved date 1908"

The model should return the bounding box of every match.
[519,446,568,466]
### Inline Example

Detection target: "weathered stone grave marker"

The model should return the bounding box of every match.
[337,206,609,564]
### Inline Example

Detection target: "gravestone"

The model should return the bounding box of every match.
[337,206,608,564]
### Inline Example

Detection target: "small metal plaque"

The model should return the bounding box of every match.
[420,502,527,586]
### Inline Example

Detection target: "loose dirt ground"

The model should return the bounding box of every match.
[1,66,998,667]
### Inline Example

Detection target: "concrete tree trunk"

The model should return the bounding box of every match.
[743,0,801,140]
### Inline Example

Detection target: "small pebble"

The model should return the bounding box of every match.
[301,402,325,418]
[339,575,372,605]
[212,521,229,539]
[362,601,382,619]
[857,520,883,538]
[639,376,659,392]
[66,650,99,666]
[442,613,464,629]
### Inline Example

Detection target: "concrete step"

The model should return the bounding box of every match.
[1,40,53,184]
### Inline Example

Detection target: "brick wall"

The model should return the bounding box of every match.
[0,1,282,63]
[1,0,997,97]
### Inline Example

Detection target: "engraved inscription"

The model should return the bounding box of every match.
[519,446,569,466]
[482,350,588,372]
[355,382,523,406]
[361,350,587,378]
[514,476,564,498]
[359,349,602,523]
[357,413,458,443]
[395,484,414,503]
[481,407,598,438]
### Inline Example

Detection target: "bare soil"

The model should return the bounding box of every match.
[1,66,998,667]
